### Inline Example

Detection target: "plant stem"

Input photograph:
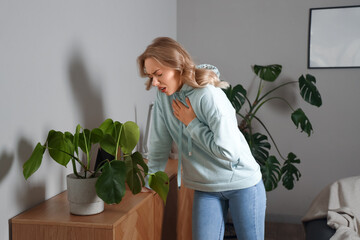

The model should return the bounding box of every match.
[46,146,87,170]
[251,96,295,123]
[253,115,287,160]
[257,81,297,103]
[115,125,123,160]
[82,131,90,178]
[71,158,81,178]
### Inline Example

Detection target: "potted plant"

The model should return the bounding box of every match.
[223,64,322,191]
[23,118,169,215]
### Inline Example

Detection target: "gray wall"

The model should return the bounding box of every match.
[0,1,176,239]
[2,1,360,238]
[178,0,360,222]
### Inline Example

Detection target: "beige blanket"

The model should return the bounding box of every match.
[302,176,360,240]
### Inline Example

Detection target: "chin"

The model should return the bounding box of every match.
[166,90,175,96]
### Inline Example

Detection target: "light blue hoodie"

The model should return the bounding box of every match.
[147,74,262,192]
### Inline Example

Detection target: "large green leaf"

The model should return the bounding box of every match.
[261,156,281,191]
[23,143,46,179]
[244,132,270,165]
[253,64,282,82]
[281,152,301,190]
[124,152,148,194]
[100,134,117,156]
[291,108,313,136]
[298,74,322,107]
[90,128,104,144]
[95,160,127,204]
[223,84,247,113]
[99,119,115,136]
[47,131,73,166]
[64,132,75,155]
[120,121,140,154]
[149,171,169,203]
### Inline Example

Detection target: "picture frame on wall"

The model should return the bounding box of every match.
[308,5,360,69]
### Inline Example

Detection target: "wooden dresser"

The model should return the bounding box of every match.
[11,159,194,240]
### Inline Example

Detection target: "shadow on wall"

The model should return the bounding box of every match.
[8,47,107,240]
[16,138,46,208]
[68,48,105,129]
[0,149,14,183]
[262,76,298,114]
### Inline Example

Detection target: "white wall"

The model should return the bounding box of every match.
[0,1,176,239]
[178,0,360,223]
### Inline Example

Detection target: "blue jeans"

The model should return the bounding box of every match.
[192,180,266,240]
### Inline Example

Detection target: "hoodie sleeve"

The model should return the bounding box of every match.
[147,99,173,175]
[186,89,244,162]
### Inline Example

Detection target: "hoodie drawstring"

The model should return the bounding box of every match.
[177,123,183,188]
[177,123,193,189]
[175,91,193,189]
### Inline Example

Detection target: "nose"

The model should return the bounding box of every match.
[152,77,159,86]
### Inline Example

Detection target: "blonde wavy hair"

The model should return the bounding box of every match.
[137,37,229,90]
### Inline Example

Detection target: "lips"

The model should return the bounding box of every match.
[159,87,166,93]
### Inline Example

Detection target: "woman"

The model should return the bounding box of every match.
[137,37,266,240]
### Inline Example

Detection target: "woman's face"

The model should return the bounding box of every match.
[144,58,182,96]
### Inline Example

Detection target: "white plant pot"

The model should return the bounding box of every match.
[66,173,104,215]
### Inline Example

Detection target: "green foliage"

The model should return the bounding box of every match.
[149,171,170,203]
[96,160,127,204]
[23,118,169,204]
[281,153,301,190]
[299,74,322,107]
[253,64,282,82]
[223,64,322,191]
[261,156,281,191]
[223,84,247,113]
[23,143,45,180]
[291,108,313,136]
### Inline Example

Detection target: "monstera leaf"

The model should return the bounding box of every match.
[261,156,281,191]
[149,171,170,203]
[253,64,282,82]
[281,152,301,190]
[120,121,140,154]
[96,160,127,204]
[78,128,103,154]
[23,143,46,180]
[125,151,149,194]
[99,118,115,136]
[100,134,117,156]
[99,120,139,156]
[291,108,313,136]
[299,74,322,107]
[47,131,74,166]
[223,84,247,113]
[244,132,270,165]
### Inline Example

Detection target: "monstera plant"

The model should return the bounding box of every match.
[23,118,169,204]
[223,64,322,191]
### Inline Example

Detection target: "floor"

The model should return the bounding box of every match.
[224,221,305,240]
[265,222,305,240]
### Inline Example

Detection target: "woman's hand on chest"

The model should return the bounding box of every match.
[172,97,196,126]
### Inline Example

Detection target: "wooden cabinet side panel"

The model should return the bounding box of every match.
[177,186,194,240]
[12,223,113,240]
[114,196,155,240]
[153,194,165,240]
